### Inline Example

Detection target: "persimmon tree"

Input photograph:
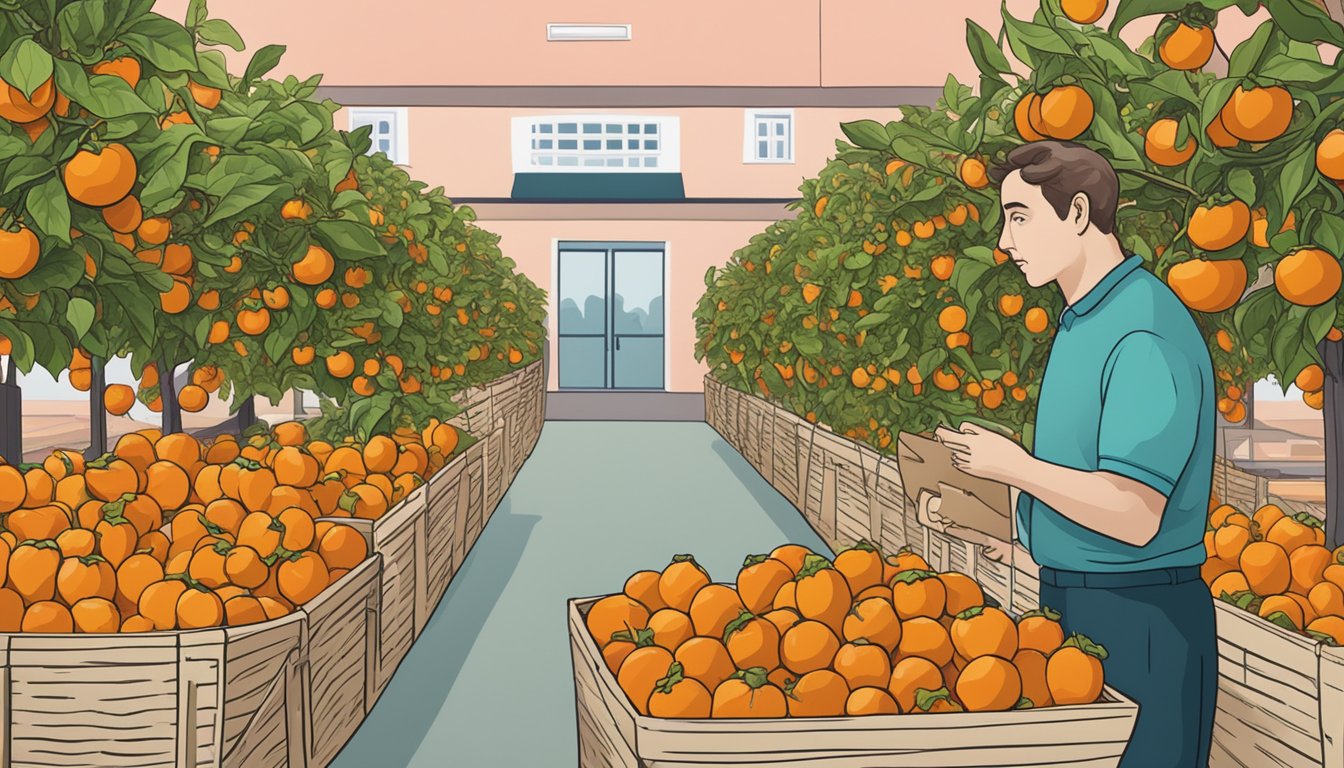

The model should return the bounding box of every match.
[696,0,1344,540]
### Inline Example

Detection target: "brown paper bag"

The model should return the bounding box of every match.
[896,431,1013,541]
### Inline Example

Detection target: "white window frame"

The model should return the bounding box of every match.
[547,24,631,41]
[743,109,794,164]
[349,107,410,166]
[512,115,680,173]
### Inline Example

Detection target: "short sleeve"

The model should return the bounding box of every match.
[1096,331,1201,497]
[1014,492,1032,550]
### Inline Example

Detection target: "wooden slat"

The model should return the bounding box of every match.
[303,558,380,766]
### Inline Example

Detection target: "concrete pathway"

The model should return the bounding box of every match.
[329,420,830,767]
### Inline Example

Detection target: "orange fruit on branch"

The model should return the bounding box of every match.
[1317,129,1344,180]
[1220,85,1293,144]
[0,76,54,123]
[1188,200,1250,251]
[63,143,137,207]
[1165,258,1247,313]
[1037,85,1094,140]
[959,157,988,189]
[1014,92,1047,142]
[101,195,142,234]
[1159,22,1214,70]
[1061,0,1106,24]
[188,81,221,109]
[1144,118,1196,166]
[0,227,39,279]
[90,57,141,88]
[1275,247,1342,307]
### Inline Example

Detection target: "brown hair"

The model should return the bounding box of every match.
[987,141,1119,235]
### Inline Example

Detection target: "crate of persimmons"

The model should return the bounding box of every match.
[568,541,1139,768]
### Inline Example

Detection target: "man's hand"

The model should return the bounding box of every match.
[934,423,1031,486]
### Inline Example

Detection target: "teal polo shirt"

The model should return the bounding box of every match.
[1016,254,1214,573]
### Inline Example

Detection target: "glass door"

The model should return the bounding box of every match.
[557,243,665,390]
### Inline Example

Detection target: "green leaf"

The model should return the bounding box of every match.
[196,18,244,50]
[967,19,1013,77]
[1109,0,1198,35]
[314,220,386,260]
[186,0,208,27]
[1278,142,1317,219]
[1199,79,1242,141]
[51,59,154,118]
[0,38,53,99]
[203,182,281,227]
[58,1,113,62]
[1261,0,1344,48]
[66,298,95,339]
[1087,35,1152,78]
[1228,21,1276,80]
[3,155,53,196]
[855,312,889,330]
[839,119,891,151]
[793,332,823,356]
[25,176,70,244]
[1088,87,1144,168]
[13,244,82,293]
[243,44,286,87]
[1227,168,1257,206]
[120,13,199,72]
[844,250,873,270]
[1258,54,1337,84]
[1312,214,1344,256]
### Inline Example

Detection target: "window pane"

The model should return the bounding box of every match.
[606,139,622,150]
[758,122,767,137]
[775,122,785,136]
[758,140,768,158]
[776,140,785,157]
[538,139,553,149]
[584,157,604,166]
[644,140,658,150]
[559,139,577,150]
[627,139,639,149]
[559,123,577,133]
[539,124,553,133]
[607,124,622,133]
[558,156,578,166]
[379,139,390,153]
[583,123,600,133]
[628,123,640,134]
[538,156,553,165]
[644,123,657,133]
[606,157,622,166]
[644,157,656,167]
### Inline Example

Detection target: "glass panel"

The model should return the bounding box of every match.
[583,123,600,133]
[558,123,577,133]
[583,157,604,166]
[558,139,577,150]
[558,250,606,335]
[606,139,622,150]
[644,123,657,133]
[628,124,640,134]
[583,139,601,150]
[539,124,553,133]
[613,337,664,389]
[759,140,768,158]
[643,157,657,167]
[606,157,622,166]
[537,139,553,149]
[558,155,578,166]
[613,250,664,335]
[776,121,786,136]
[559,337,606,389]
[627,139,639,149]
[607,124,622,133]
[777,140,785,157]
[378,139,391,153]
[758,121,768,137]
[537,156,553,165]
[644,140,658,150]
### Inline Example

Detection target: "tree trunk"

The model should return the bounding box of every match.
[235,396,257,433]
[0,357,21,464]
[292,389,304,419]
[86,357,107,460]
[160,359,182,435]
[1323,338,1343,548]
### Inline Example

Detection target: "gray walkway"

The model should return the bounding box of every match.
[329,421,831,767]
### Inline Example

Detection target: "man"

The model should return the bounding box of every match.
[934,140,1217,767]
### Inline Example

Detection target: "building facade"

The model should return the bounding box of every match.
[149,0,1279,419]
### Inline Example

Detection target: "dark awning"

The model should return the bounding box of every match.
[510,173,685,201]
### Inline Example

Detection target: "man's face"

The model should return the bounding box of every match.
[998,170,1080,288]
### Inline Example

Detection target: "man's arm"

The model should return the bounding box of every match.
[941,330,1201,549]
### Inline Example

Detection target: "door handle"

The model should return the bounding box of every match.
[616,336,621,351]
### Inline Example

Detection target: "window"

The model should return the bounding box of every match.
[349,108,410,165]
[547,24,631,41]
[512,115,680,172]
[744,109,794,163]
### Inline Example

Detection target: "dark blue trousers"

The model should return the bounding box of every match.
[1038,565,1217,768]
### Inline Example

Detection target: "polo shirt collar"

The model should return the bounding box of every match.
[1059,253,1142,330]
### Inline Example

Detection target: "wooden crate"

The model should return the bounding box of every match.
[1210,600,1330,768]
[0,613,306,768]
[299,557,380,767]
[317,485,428,703]
[1213,455,1269,513]
[424,454,467,626]
[569,595,1138,768]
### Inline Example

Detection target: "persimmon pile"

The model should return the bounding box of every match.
[0,418,460,634]
[587,542,1109,718]
[1203,496,1344,646]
